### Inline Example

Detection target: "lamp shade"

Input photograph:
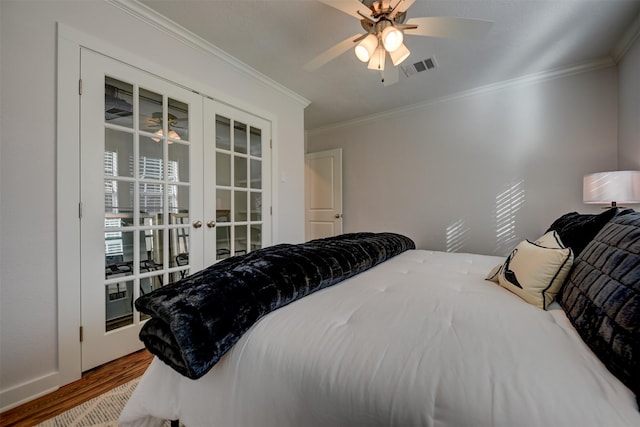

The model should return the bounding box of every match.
[390,43,410,66]
[355,34,378,62]
[152,128,181,143]
[583,171,640,206]
[381,26,403,52]
[367,46,386,70]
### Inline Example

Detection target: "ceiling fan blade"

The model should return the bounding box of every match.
[304,33,362,71]
[171,117,188,124]
[404,17,493,40]
[382,64,399,87]
[318,0,372,20]
[389,0,416,19]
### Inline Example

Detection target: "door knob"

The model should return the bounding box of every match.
[207,220,216,228]
[193,220,203,229]
[335,214,342,219]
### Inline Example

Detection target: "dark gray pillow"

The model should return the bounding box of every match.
[546,208,619,257]
[559,211,640,407]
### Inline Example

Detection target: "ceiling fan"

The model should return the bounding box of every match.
[144,112,187,142]
[305,0,493,86]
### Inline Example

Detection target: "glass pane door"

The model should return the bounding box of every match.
[103,80,194,330]
[81,49,203,371]
[204,100,271,267]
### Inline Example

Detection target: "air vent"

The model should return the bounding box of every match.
[401,56,438,78]
[105,84,133,120]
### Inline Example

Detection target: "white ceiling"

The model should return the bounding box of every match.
[138,0,640,130]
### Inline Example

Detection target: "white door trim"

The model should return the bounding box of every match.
[57,24,83,387]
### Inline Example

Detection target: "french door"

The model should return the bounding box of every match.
[204,100,271,265]
[80,49,204,369]
[80,49,271,370]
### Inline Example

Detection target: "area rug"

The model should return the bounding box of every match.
[36,379,140,427]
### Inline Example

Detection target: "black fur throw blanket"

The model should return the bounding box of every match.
[136,232,415,379]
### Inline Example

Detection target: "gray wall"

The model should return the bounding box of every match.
[0,0,305,408]
[618,33,640,170]
[307,66,620,256]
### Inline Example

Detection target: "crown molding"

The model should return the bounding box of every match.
[106,0,310,108]
[307,57,615,136]
[612,12,640,62]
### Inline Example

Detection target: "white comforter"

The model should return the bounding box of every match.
[120,250,640,427]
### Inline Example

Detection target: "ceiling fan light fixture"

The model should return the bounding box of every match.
[381,25,403,52]
[152,128,181,143]
[367,46,386,71]
[390,42,410,66]
[354,33,378,62]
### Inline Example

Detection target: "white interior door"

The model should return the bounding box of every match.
[305,149,343,240]
[80,49,204,370]
[204,100,272,264]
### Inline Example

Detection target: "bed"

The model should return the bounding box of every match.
[120,210,640,427]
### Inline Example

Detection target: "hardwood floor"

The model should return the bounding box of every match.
[0,349,153,426]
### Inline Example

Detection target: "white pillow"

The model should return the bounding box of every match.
[497,239,573,309]
[485,230,567,284]
[534,230,565,249]
[485,263,502,283]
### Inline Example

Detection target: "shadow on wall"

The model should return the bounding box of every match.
[494,179,526,256]
[443,179,525,256]
[446,218,470,253]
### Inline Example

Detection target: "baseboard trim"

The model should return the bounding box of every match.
[0,372,60,412]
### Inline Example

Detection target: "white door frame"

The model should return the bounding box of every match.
[56,23,277,389]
